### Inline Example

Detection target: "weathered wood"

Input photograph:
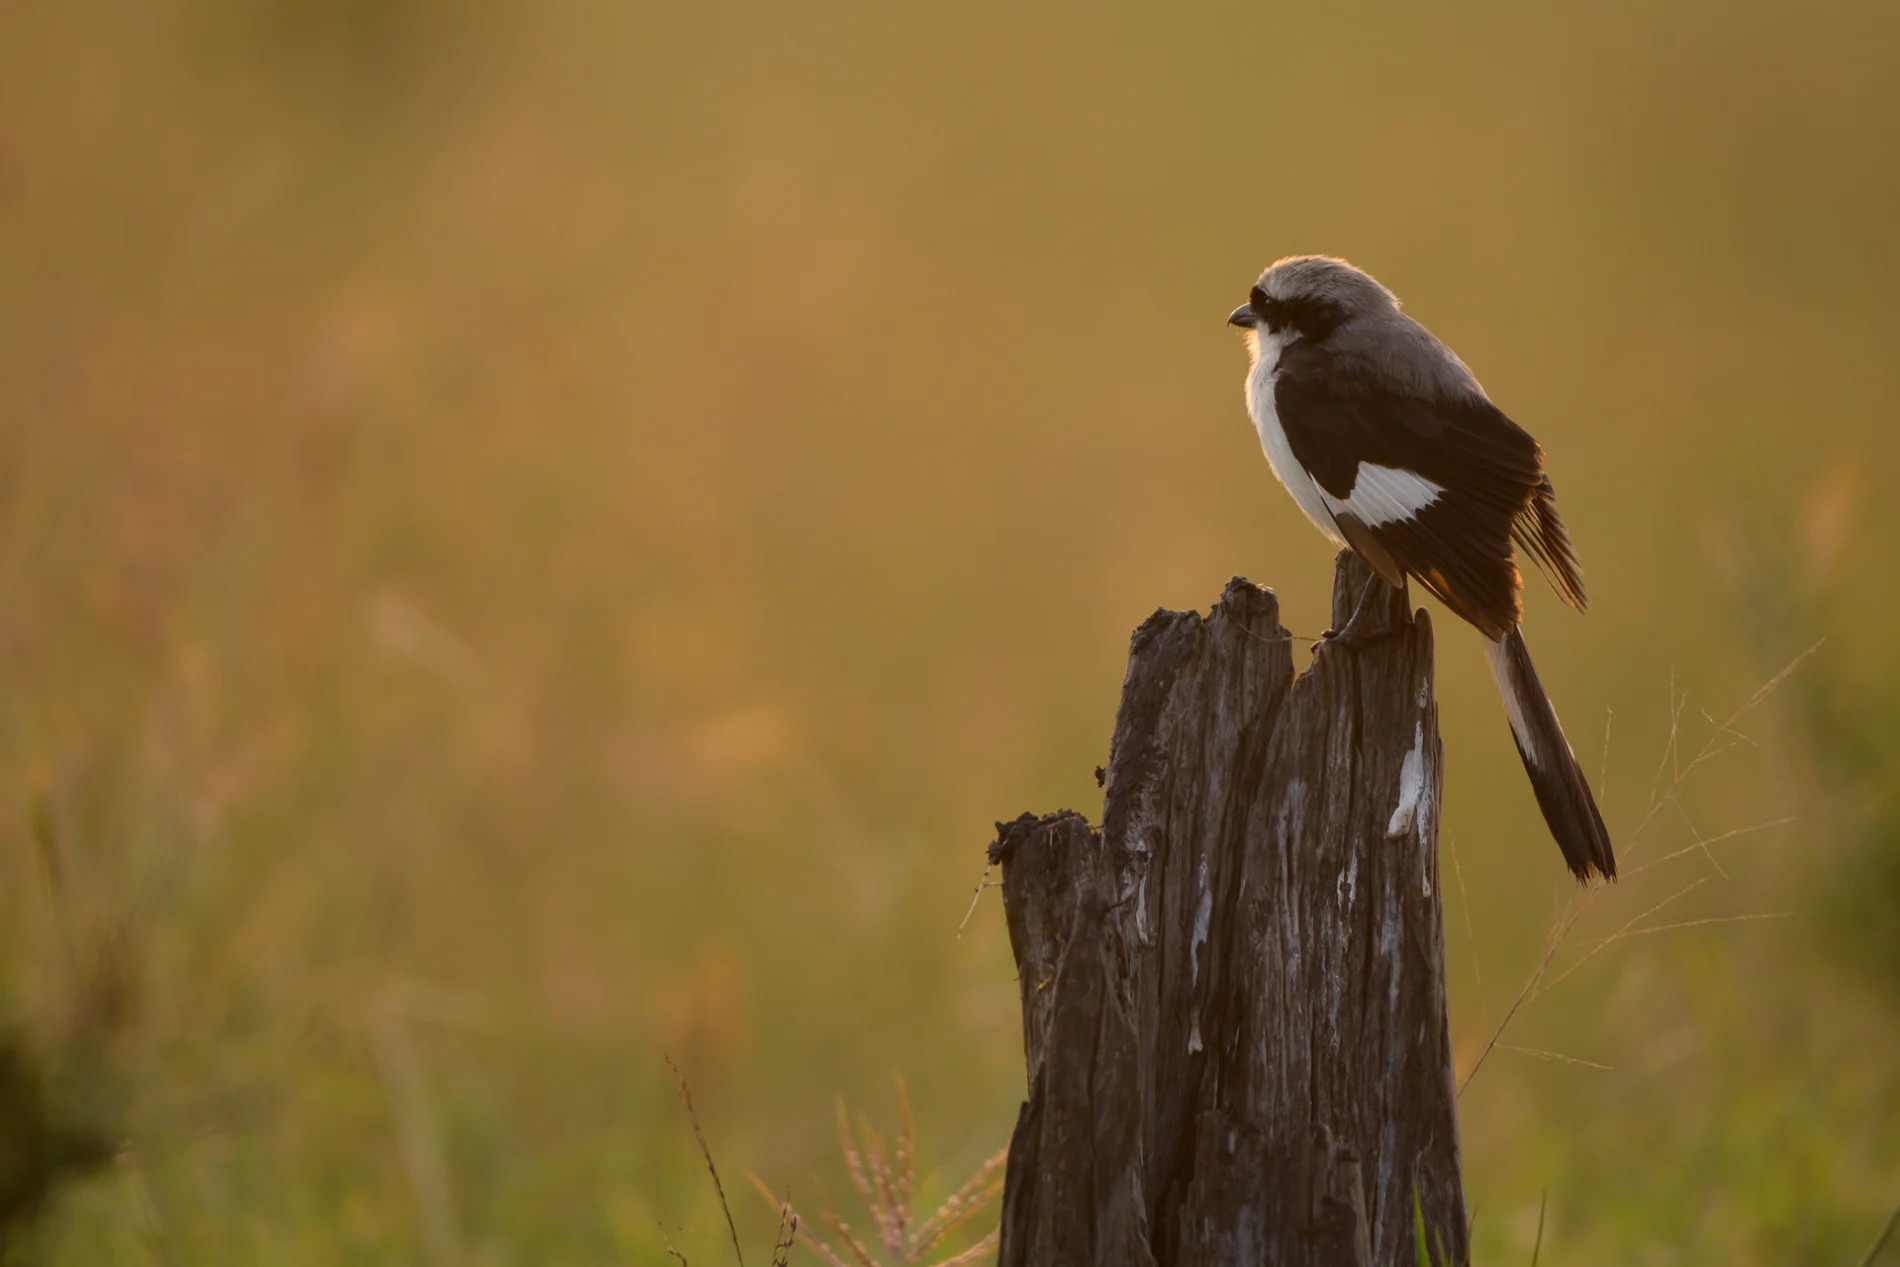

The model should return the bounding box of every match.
[991,552,1466,1266]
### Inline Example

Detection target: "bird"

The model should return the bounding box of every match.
[1228,255,1614,882]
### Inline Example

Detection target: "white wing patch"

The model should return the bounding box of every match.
[1322,463,1444,527]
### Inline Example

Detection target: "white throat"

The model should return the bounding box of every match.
[1244,329,1346,546]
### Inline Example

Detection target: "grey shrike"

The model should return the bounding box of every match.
[1228,255,1614,882]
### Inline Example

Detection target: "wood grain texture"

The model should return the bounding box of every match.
[990,552,1466,1266]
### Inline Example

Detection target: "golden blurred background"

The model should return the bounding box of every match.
[2,0,1897,1261]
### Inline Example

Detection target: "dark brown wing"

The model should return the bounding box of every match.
[1512,476,1588,612]
[1275,341,1584,638]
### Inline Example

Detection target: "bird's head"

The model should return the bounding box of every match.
[1227,256,1401,349]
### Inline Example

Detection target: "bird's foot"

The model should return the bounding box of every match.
[1316,571,1403,652]
[1316,618,1395,652]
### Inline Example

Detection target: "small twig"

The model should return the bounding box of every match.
[1530,1192,1547,1267]
[667,1055,746,1267]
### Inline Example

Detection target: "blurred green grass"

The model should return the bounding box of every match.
[2,0,1897,1261]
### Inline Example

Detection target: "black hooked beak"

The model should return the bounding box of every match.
[1227,303,1257,329]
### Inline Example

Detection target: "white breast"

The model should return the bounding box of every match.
[1245,331,1346,546]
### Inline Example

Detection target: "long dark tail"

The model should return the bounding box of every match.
[1483,628,1616,881]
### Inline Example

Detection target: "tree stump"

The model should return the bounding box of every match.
[990,552,1466,1266]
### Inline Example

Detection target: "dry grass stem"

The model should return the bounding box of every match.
[744,1172,870,1267]
[956,860,999,938]
[1666,798,1731,879]
[1624,816,1796,876]
[770,1201,800,1267]
[1445,832,1490,1031]
[907,1150,1005,1255]
[836,1100,884,1241]
[1535,878,1711,999]
[893,1080,914,1234]
[813,1198,882,1267]
[1458,642,1820,1096]
[1616,912,1792,937]
[862,1116,903,1252]
[1598,705,1613,807]
[752,1080,1003,1265]
[668,1054,747,1267]
[923,1231,1001,1267]
[1458,906,1584,1097]
[1644,671,1682,814]
[1497,1045,1612,1071]
[370,1006,464,1267]
[1859,1201,1900,1267]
